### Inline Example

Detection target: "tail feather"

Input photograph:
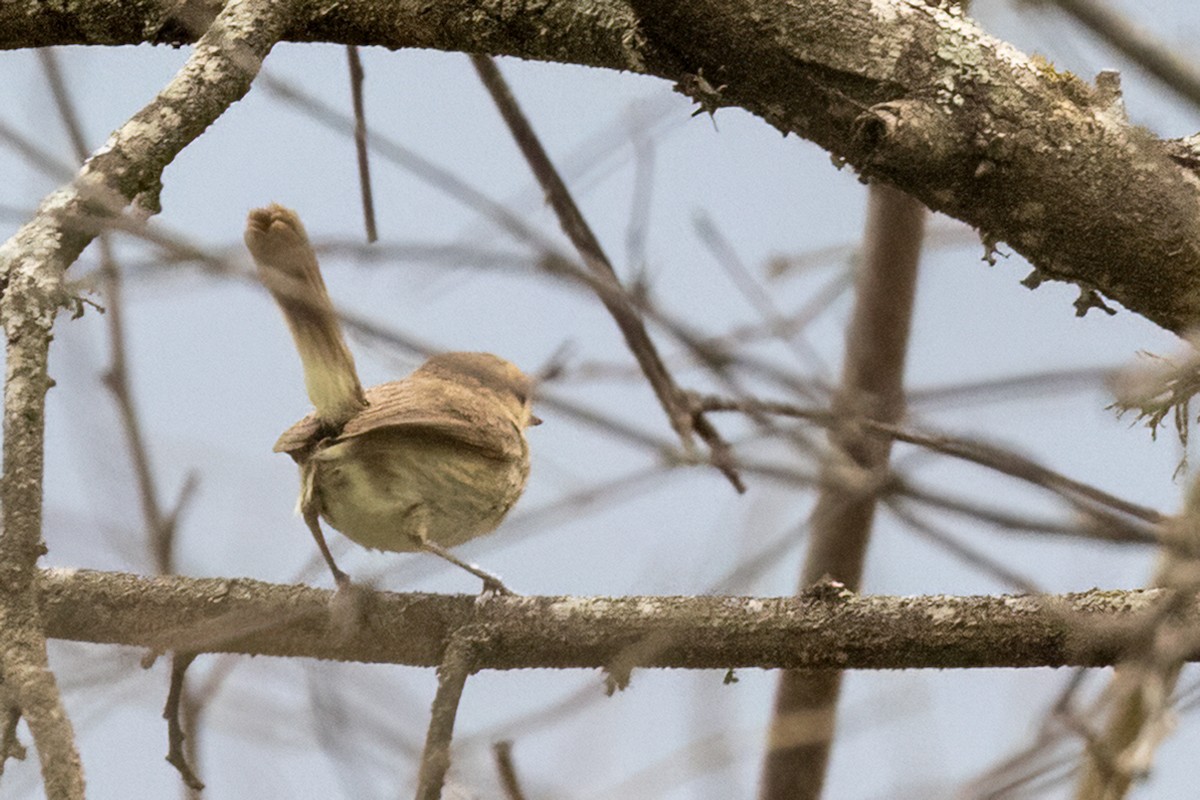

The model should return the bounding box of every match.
[245,204,367,427]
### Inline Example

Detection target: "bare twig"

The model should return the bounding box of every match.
[893,475,1147,543]
[1030,0,1200,111]
[884,500,1042,594]
[416,633,476,800]
[624,118,655,277]
[43,48,193,575]
[458,90,683,247]
[470,54,745,492]
[693,211,829,381]
[909,365,1116,410]
[960,670,1091,798]
[700,397,1165,545]
[0,118,76,182]
[493,741,528,800]
[259,74,564,255]
[42,42,211,795]
[163,653,204,791]
[346,45,378,242]
[877,421,1164,525]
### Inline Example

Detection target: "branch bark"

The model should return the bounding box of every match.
[0,248,82,799]
[31,568,1200,671]
[415,633,476,800]
[0,0,294,794]
[4,0,1199,331]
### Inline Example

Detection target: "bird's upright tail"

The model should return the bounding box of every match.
[245,204,367,427]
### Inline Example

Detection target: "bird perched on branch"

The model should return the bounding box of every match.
[245,204,539,592]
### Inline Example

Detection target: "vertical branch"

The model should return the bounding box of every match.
[759,183,925,800]
[415,634,476,800]
[0,1,294,796]
[0,247,83,798]
[1072,476,1200,800]
[4,49,86,798]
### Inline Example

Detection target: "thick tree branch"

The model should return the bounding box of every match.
[0,1,293,795]
[6,0,1197,331]
[31,568,1200,671]
[0,264,82,799]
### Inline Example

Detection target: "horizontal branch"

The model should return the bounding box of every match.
[5,0,1200,330]
[37,568,1198,671]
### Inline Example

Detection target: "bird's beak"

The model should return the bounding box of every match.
[528,414,544,427]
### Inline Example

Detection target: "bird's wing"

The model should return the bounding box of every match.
[274,379,521,460]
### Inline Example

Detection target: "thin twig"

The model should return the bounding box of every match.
[884,499,1042,594]
[623,118,655,278]
[458,90,684,246]
[415,634,476,800]
[893,475,1155,545]
[877,421,1164,524]
[1034,0,1200,111]
[345,45,378,242]
[699,394,1166,531]
[0,118,76,182]
[470,54,745,492]
[493,741,528,800]
[163,653,204,791]
[908,366,1116,410]
[961,670,1089,797]
[40,49,182,572]
[1072,481,1200,799]
[693,211,829,381]
[42,47,211,794]
[260,74,563,255]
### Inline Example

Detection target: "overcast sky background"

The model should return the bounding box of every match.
[2,0,1199,797]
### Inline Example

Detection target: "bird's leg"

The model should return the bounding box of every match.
[406,506,516,596]
[303,504,351,590]
[299,457,351,590]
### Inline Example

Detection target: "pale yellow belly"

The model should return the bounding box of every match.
[303,431,529,552]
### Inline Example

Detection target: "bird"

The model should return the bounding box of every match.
[244,204,539,592]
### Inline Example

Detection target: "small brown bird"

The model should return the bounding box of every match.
[245,204,538,592]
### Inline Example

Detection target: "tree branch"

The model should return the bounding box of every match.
[0,299,82,800]
[5,1,1199,330]
[761,183,924,799]
[31,568,1200,671]
[0,1,294,795]
[415,633,476,800]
